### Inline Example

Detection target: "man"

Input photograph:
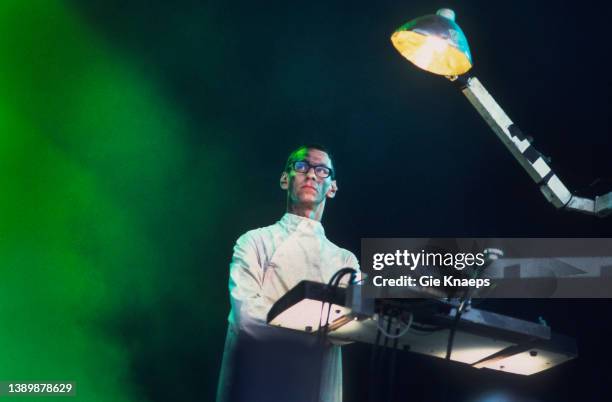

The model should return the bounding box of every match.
[216,144,359,402]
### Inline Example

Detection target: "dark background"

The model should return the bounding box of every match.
[67,1,612,401]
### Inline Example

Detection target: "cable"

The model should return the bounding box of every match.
[371,310,412,402]
[316,267,357,335]
[329,267,358,288]
[311,267,357,402]
[375,313,413,339]
[368,317,383,402]
[445,253,492,360]
[318,267,357,337]
[445,300,467,360]
[387,327,400,402]
[381,316,392,402]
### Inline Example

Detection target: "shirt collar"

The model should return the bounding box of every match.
[279,212,325,236]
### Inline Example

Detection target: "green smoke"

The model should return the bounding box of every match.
[0,1,229,400]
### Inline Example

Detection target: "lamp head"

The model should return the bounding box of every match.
[390,8,472,76]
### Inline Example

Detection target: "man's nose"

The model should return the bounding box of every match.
[305,167,318,180]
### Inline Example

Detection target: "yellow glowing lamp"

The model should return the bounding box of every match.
[390,8,472,76]
[389,8,612,217]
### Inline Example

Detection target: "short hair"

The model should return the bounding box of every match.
[284,143,335,177]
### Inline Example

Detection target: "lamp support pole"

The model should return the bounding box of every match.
[451,75,611,217]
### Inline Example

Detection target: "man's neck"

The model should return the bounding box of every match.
[287,202,325,222]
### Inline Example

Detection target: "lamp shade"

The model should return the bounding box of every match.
[390,9,473,76]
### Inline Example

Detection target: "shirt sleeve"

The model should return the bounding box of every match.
[228,231,271,329]
[346,251,360,271]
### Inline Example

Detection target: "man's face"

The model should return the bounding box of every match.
[281,148,337,207]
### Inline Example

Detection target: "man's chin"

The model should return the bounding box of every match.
[298,198,317,207]
[292,195,321,207]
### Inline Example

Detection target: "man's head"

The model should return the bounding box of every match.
[280,144,338,217]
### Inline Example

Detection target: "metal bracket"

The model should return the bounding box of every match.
[456,75,611,217]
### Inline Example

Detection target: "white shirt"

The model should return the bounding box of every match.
[217,213,359,402]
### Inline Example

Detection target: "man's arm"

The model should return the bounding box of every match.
[341,251,361,284]
[228,231,272,329]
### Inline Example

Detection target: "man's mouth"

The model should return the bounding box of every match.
[301,185,317,192]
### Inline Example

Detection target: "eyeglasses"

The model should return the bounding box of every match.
[289,160,334,179]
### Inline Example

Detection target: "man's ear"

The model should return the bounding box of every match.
[280,171,289,190]
[326,180,338,199]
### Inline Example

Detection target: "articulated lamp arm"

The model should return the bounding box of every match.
[452,74,612,217]
[390,9,611,217]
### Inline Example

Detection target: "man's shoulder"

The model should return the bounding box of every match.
[234,221,279,246]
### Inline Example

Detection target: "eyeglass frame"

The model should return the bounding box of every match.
[286,160,335,179]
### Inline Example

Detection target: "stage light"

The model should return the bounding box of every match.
[471,391,517,402]
[390,9,612,217]
[390,8,472,76]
